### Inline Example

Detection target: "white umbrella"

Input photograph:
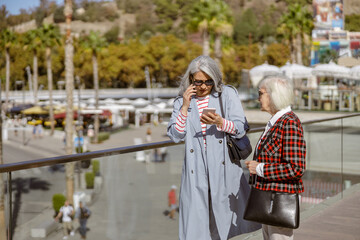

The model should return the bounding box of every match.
[280,62,313,80]
[350,65,360,79]
[312,61,350,78]
[249,62,281,87]
[117,98,132,105]
[132,98,150,108]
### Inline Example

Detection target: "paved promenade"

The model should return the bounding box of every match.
[3,109,360,239]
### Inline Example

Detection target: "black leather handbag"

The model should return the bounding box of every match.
[243,176,300,229]
[219,92,252,163]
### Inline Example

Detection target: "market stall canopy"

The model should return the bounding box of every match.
[8,104,33,114]
[312,61,350,78]
[337,56,360,68]
[350,65,360,79]
[280,62,313,80]
[249,62,281,87]
[21,106,48,115]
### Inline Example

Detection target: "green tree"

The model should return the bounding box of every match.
[24,29,42,105]
[38,24,61,135]
[81,31,107,143]
[154,0,179,33]
[146,34,201,87]
[277,3,313,65]
[233,9,258,45]
[265,43,291,66]
[0,29,16,109]
[188,0,233,58]
[345,14,360,32]
[0,5,8,30]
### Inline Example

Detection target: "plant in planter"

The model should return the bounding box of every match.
[85,172,95,189]
[52,193,66,221]
[92,160,100,176]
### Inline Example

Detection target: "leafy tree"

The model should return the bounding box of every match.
[104,26,120,44]
[154,0,179,33]
[233,9,258,45]
[319,49,338,64]
[222,44,263,87]
[265,43,290,66]
[277,3,313,65]
[147,34,201,87]
[345,14,360,32]
[0,5,8,30]
[80,31,108,143]
[38,24,62,135]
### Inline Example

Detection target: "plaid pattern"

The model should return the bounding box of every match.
[255,112,306,193]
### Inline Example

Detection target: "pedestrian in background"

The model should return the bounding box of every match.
[168,185,177,219]
[245,76,306,240]
[167,55,260,239]
[55,200,75,239]
[76,202,91,239]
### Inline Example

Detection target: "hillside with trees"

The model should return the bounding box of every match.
[1,0,360,90]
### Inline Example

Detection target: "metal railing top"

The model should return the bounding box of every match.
[1,112,359,173]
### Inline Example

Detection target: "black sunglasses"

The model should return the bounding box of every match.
[193,79,214,86]
[189,75,214,86]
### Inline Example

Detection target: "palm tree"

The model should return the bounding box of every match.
[64,0,75,204]
[81,31,107,143]
[188,0,233,62]
[0,29,16,110]
[277,3,313,65]
[209,1,233,65]
[38,24,61,136]
[24,29,42,105]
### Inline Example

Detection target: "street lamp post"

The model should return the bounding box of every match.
[15,80,25,145]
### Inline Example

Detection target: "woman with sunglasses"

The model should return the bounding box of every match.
[167,55,260,239]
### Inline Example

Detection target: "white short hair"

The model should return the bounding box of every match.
[259,76,294,111]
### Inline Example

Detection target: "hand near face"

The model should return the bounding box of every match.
[200,112,223,127]
[181,84,197,115]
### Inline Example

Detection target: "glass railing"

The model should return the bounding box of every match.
[1,113,360,239]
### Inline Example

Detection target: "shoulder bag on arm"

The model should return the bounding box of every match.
[219,90,252,164]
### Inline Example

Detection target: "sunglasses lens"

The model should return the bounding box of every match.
[193,79,214,86]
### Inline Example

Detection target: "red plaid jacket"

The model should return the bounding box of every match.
[254,111,306,193]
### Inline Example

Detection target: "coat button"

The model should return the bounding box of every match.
[219,140,222,144]
[222,161,225,165]
[191,170,194,174]
[190,149,194,153]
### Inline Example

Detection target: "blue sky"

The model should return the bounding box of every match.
[0,0,64,15]
[1,0,104,15]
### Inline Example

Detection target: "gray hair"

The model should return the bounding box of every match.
[259,76,294,111]
[178,55,223,95]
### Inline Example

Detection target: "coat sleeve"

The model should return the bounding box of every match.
[223,86,247,139]
[167,97,186,143]
[263,119,306,181]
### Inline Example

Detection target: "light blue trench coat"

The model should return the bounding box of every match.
[167,86,261,240]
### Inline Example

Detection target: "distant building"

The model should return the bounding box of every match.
[311,0,360,65]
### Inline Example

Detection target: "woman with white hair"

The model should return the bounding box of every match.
[167,55,260,239]
[245,76,306,240]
